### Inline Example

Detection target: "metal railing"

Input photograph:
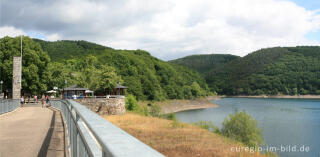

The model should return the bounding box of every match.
[0,99,20,115]
[51,100,164,157]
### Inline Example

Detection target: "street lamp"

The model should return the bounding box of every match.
[53,86,58,98]
[64,80,68,99]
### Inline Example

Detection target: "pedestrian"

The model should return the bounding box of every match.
[20,96,24,107]
[34,95,37,103]
[46,95,49,106]
[41,95,45,108]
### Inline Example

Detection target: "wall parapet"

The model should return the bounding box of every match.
[75,98,126,115]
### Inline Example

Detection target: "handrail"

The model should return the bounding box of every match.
[52,100,164,157]
[0,99,20,115]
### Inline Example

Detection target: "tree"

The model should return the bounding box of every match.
[221,109,263,147]
[47,62,74,90]
[90,65,122,93]
[125,94,138,111]
[191,82,205,97]
[0,36,50,95]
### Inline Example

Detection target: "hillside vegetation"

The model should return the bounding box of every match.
[1,36,209,100]
[170,54,239,74]
[172,47,320,95]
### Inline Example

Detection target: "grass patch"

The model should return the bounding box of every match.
[105,113,269,157]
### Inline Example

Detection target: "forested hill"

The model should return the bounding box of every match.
[170,54,239,74]
[33,39,113,62]
[31,38,209,100]
[172,47,320,95]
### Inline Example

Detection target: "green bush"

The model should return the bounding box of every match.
[194,120,220,133]
[125,95,138,111]
[167,113,177,121]
[221,109,263,147]
[142,105,150,116]
[149,104,162,117]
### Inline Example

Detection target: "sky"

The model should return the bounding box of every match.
[0,0,320,60]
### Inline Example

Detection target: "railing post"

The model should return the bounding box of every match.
[5,101,7,113]
[9,101,11,112]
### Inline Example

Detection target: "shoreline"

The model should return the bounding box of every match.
[158,96,219,114]
[149,94,320,114]
[225,95,320,99]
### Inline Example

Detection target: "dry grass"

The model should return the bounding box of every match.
[104,113,267,157]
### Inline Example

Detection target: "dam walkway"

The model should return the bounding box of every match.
[0,99,164,157]
[0,103,65,157]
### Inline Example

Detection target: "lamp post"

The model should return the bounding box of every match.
[20,35,23,95]
[64,80,67,99]
[53,86,58,98]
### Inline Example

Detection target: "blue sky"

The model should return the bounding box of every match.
[289,0,320,10]
[26,32,47,40]
[288,0,320,41]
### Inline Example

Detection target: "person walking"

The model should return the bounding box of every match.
[20,96,24,107]
[41,95,45,108]
[34,95,37,103]
[46,95,49,107]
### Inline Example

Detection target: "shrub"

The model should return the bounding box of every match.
[194,121,220,133]
[149,104,162,117]
[167,113,177,121]
[221,109,263,147]
[125,94,138,111]
[142,105,150,116]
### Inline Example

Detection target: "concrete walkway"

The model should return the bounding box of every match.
[0,105,53,157]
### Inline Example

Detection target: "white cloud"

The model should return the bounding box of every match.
[109,0,320,59]
[46,33,61,41]
[2,0,320,60]
[0,26,25,38]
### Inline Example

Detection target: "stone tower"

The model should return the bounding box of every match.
[12,56,22,99]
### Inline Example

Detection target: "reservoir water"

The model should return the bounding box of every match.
[175,98,320,157]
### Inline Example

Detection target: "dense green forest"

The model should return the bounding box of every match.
[172,47,320,95]
[0,36,209,100]
[170,54,239,75]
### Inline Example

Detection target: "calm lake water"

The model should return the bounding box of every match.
[175,98,320,157]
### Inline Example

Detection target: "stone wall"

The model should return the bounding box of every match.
[12,57,21,99]
[76,98,126,115]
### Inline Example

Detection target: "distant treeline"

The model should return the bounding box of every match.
[171,47,320,95]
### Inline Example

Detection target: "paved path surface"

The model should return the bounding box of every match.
[45,107,65,157]
[0,105,53,157]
